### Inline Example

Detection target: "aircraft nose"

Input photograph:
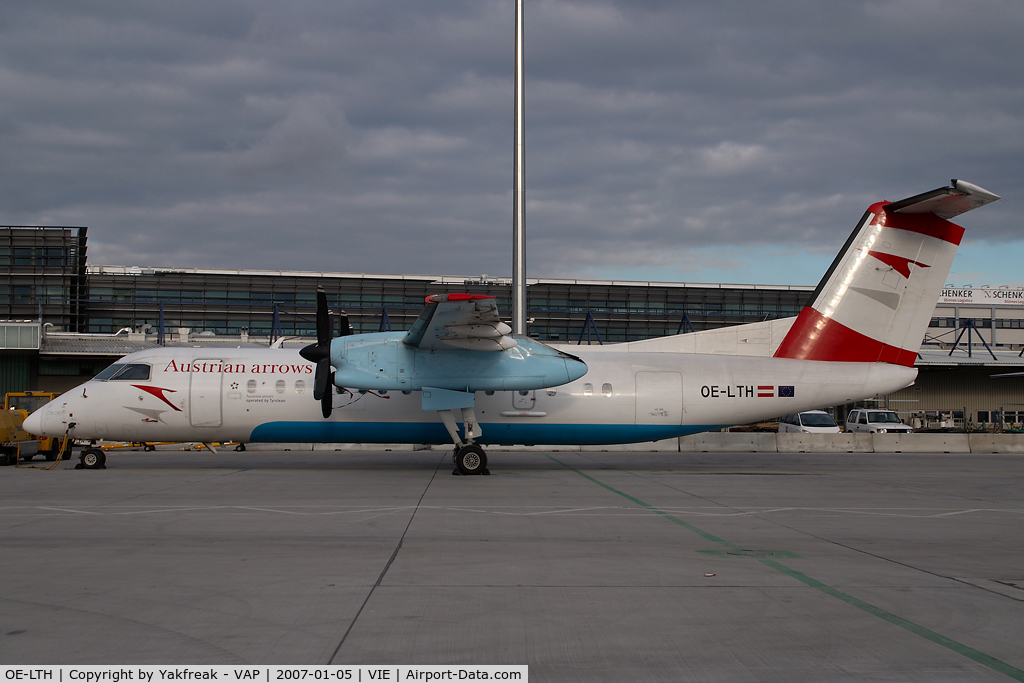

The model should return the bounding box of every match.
[22,407,45,436]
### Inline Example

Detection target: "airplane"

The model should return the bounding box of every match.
[25,179,999,474]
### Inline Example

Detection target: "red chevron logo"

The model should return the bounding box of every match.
[132,384,182,411]
[867,251,930,278]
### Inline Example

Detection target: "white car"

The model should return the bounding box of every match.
[778,410,842,434]
[845,409,913,434]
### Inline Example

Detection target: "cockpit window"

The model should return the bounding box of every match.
[94,363,125,380]
[95,363,151,381]
[114,364,152,380]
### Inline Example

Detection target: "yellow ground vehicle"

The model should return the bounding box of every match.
[3,392,62,463]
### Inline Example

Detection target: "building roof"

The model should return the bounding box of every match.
[39,331,1024,368]
[86,264,816,292]
[917,346,1024,367]
[40,334,309,357]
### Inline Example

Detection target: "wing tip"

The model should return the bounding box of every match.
[425,293,495,303]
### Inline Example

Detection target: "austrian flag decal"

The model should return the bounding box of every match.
[757,385,795,398]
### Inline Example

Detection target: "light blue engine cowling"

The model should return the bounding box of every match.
[330,332,588,392]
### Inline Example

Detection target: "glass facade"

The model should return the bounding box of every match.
[0,226,88,331]
[78,268,810,342]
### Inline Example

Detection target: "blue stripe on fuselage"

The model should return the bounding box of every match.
[248,421,727,445]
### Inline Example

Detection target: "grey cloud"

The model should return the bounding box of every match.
[1,0,1022,280]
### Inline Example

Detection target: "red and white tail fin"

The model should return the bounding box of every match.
[774,180,999,366]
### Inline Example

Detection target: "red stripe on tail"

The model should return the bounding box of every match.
[868,202,966,245]
[773,307,918,367]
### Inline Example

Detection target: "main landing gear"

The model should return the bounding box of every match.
[453,443,489,476]
[424,387,490,476]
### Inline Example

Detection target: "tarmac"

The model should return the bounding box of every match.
[2,448,1023,682]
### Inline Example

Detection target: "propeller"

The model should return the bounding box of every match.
[299,286,336,418]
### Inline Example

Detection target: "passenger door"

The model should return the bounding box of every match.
[189,360,223,428]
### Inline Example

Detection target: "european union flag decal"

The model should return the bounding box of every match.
[778,385,795,397]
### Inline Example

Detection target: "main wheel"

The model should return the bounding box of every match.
[234,443,246,452]
[143,444,155,452]
[80,448,106,469]
[455,444,487,476]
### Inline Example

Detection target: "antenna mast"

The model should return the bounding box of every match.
[512,0,527,335]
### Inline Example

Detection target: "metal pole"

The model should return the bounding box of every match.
[512,0,527,335]
[157,303,165,345]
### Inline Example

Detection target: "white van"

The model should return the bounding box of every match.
[845,409,912,434]
[778,411,841,434]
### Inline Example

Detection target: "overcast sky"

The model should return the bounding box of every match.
[3,0,1023,287]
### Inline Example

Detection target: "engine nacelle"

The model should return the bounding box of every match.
[330,333,587,392]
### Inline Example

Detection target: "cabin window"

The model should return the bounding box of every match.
[602,383,613,397]
[295,380,306,394]
[246,380,257,394]
[583,383,593,396]
[275,380,286,394]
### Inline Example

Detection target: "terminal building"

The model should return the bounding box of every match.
[3,225,1024,429]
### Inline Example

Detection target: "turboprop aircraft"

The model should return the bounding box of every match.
[25,180,999,474]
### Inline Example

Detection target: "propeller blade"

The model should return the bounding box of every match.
[321,391,332,418]
[338,310,353,337]
[316,286,332,346]
[313,358,331,400]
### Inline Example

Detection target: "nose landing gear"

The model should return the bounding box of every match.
[77,447,106,469]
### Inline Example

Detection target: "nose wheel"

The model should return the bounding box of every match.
[77,447,106,469]
[453,444,489,476]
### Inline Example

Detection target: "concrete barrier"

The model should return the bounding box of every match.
[582,438,679,452]
[429,440,679,452]
[312,442,419,451]
[776,433,874,453]
[872,433,971,453]
[233,433,1024,454]
[680,432,778,453]
[967,434,1024,454]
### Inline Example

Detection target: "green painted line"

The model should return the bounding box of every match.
[760,558,1024,681]
[548,454,1024,682]
[550,456,746,551]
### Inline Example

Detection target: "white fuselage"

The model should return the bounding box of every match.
[28,345,916,446]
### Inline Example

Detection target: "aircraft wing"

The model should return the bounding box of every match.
[403,294,517,351]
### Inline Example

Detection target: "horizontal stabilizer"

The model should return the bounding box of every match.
[884,179,1000,219]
